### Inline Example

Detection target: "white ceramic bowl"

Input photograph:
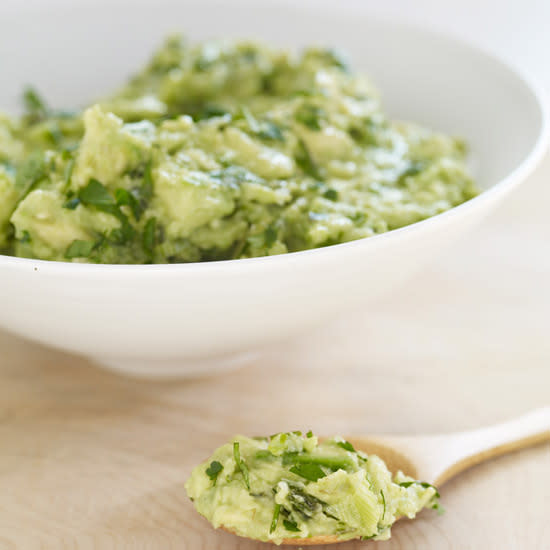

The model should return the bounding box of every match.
[0,0,547,377]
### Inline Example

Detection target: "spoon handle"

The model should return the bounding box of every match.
[430,407,550,485]
[371,408,550,485]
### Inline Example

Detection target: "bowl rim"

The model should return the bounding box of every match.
[1,13,548,274]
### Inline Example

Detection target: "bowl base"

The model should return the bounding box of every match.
[90,350,262,378]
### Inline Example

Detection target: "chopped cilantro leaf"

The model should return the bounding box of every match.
[258,121,284,142]
[78,179,136,245]
[241,106,285,142]
[264,226,277,248]
[323,188,338,201]
[15,151,47,195]
[205,461,223,484]
[398,162,424,183]
[78,179,116,207]
[336,440,356,452]
[22,86,48,120]
[289,462,326,481]
[115,188,142,220]
[295,104,324,131]
[295,139,323,180]
[143,217,157,255]
[348,119,378,146]
[192,104,230,121]
[63,197,80,210]
[109,222,136,244]
[65,240,94,259]
[283,519,300,532]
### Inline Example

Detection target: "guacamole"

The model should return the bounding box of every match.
[0,36,477,263]
[185,431,440,544]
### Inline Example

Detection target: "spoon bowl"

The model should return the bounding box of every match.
[223,409,550,545]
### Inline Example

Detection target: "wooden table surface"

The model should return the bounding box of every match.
[1,163,550,549]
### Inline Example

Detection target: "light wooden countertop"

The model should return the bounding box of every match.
[1,159,549,550]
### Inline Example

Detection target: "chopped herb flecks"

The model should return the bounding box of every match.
[65,239,94,259]
[295,139,323,180]
[143,217,157,256]
[1,37,477,265]
[233,441,250,490]
[186,431,441,543]
[270,503,281,533]
[283,519,300,532]
[295,104,324,131]
[22,86,48,121]
[78,179,116,208]
[289,462,326,481]
[336,440,356,453]
[205,461,223,484]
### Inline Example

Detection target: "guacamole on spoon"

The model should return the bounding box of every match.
[185,431,440,544]
[0,36,477,263]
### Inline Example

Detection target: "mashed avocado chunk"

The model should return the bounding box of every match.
[185,431,440,544]
[0,36,478,263]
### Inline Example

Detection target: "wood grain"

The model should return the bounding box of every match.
[1,194,550,549]
[0,320,548,550]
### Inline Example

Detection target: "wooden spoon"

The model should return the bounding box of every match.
[232,408,550,546]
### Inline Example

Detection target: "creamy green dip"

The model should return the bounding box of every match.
[185,431,440,544]
[0,36,477,263]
